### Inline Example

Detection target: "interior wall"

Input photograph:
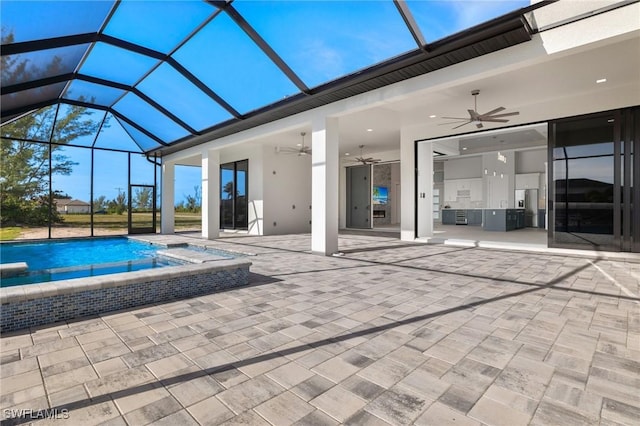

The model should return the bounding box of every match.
[390,162,401,225]
[262,146,312,235]
[516,149,546,173]
[340,148,399,229]
[482,150,516,208]
[372,162,400,227]
[443,156,483,179]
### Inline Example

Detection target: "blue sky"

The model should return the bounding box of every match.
[3,0,529,204]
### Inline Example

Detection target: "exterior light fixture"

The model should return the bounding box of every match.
[493,171,496,176]
[500,173,504,179]
[484,169,488,175]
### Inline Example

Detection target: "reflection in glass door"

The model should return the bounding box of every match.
[128,184,156,234]
[549,109,639,252]
[220,160,248,230]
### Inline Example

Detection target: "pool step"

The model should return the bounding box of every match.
[0,262,28,278]
[157,248,229,264]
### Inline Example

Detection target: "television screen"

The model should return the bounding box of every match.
[373,186,388,205]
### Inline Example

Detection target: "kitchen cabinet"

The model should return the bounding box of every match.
[443,179,483,203]
[441,209,482,226]
[442,209,456,225]
[483,209,525,231]
[467,210,482,226]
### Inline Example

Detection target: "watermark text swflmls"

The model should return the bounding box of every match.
[3,408,70,420]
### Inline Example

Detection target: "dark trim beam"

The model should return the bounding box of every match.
[1,33,97,55]
[2,73,197,136]
[393,0,428,50]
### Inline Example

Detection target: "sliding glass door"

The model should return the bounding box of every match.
[220,160,248,230]
[549,107,639,252]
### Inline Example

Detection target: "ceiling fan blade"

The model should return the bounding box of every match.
[484,111,520,118]
[480,118,509,123]
[482,107,505,116]
[468,109,480,120]
[441,116,470,120]
[452,121,472,129]
[438,121,468,126]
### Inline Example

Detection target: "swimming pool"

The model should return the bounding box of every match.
[0,236,252,332]
[0,237,180,287]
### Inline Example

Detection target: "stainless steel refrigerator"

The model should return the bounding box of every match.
[515,189,538,228]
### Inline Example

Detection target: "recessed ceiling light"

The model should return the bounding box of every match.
[296,143,302,147]
[607,119,614,123]
[596,78,607,84]
[429,115,437,118]
[345,153,350,156]
[366,128,373,132]
[462,147,467,150]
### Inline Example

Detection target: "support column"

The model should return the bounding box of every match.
[161,161,175,234]
[400,127,420,241]
[416,141,433,238]
[202,149,220,240]
[311,116,339,255]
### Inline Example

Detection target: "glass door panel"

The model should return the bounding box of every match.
[550,113,618,250]
[128,184,155,234]
[220,160,248,230]
[235,160,248,229]
[220,163,235,229]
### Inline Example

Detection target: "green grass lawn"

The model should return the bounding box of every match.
[0,227,21,241]
[60,212,202,229]
[0,212,202,241]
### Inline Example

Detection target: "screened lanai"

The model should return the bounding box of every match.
[1,0,563,239]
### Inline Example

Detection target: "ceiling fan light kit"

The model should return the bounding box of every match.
[442,90,519,130]
[346,145,382,165]
[277,132,311,156]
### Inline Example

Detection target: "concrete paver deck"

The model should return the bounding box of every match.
[1,233,639,425]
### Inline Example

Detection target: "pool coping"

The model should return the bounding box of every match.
[0,258,252,304]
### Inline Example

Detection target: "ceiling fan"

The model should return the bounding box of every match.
[442,90,519,129]
[346,145,382,165]
[276,132,311,156]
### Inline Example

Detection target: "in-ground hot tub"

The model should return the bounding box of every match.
[0,238,251,332]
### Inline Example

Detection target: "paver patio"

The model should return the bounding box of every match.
[1,233,639,425]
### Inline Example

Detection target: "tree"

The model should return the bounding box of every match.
[184,185,201,213]
[108,191,127,215]
[0,30,103,225]
[93,195,107,212]
[133,187,153,211]
[223,181,235,199]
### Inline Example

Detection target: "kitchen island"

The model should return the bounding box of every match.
[441,208,525,231]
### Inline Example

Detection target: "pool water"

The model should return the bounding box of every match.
[0,237,176,287]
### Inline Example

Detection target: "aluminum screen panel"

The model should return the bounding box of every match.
[136,63,233,131]
[0,1,113,44]
[173,12,300,114]
[234,0,417,88]
[405,0,528,42]
[104,1,214,54]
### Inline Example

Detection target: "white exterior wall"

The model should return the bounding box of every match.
[263,146,312,235]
